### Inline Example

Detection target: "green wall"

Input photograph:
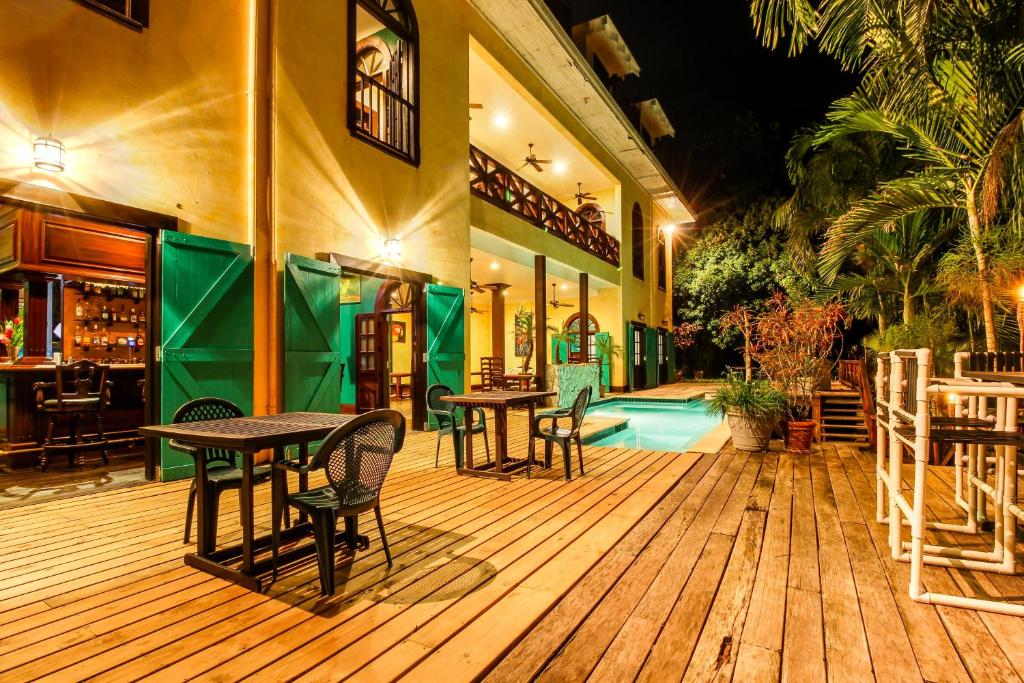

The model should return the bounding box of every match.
[339,275,384,406]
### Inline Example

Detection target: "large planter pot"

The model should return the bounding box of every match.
[785,419,816,453]
[726,410,776,452]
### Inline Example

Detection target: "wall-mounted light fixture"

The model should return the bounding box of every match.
[33,135,65,172]
[638,312,646,322]
[383,237,402,260]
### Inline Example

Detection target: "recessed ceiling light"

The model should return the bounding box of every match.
[560,283,569,291]
[553,160,567,174]
[493,113,510,129]
[490,261,499,270]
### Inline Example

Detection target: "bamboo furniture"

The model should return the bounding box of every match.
[139,411,356,591]
[271,410,405,595]
[439,390,556,481]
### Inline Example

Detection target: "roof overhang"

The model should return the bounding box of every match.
[571,15,640,78]
[468,0,696,224]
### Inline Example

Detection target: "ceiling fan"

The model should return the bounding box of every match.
[469,293,488,315]
[572,182,596,206]
[519,143,551,173]
[470,280,487,294]
[572,182,614,215]
[549,283,574,310]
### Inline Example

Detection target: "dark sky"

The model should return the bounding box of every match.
[572,0,857,220]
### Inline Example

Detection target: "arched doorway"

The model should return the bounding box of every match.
[563,312,599,363]
[354,278,423,423]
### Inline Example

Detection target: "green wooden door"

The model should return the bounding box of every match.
[160,231,254,481]
[426,284,464,427]
[284,254,342,414]
[646,328,658,387]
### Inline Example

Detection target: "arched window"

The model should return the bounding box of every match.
[631,202,645,280]
[349,0,419,164]
[564,313,600,362]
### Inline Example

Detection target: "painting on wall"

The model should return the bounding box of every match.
[391,321,406,343]
[514,308,533,357]
[339,274,361,304]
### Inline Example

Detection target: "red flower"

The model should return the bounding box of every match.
[12,317,20,325]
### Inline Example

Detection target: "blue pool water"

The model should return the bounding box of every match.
[586,399,721,452]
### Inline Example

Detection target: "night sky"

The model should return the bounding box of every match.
[572,0,857,221]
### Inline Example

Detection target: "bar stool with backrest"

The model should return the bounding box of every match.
[528,386,591,480]
[426,383,489,467]
[271,409,405,595]
[171,397,275,547]
[33,359,112,471]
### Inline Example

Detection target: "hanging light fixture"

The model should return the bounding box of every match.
[383,237,402,260]
[33,135,65,172]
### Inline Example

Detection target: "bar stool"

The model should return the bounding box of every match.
[33,360,112,471]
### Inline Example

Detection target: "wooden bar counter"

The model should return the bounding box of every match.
[0,362,146,460]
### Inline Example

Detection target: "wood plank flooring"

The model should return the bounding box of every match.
[4,405,1024,681]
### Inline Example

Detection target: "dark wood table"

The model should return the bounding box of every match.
[503,373,536,391]
[391,372,412,399]
[961,371,1024,385]
[140,412,356,591]
[440,390,555,481]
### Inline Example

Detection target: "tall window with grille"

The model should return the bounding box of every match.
[631,203,645,280]
[349,0,419,164]
[657,228,667,291]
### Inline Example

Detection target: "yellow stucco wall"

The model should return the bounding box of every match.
[0,0,250,244]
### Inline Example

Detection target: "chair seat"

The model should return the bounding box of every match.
[204,463,272,485]
[288,482,377,511]
[42,397,102,410]
[538,426,572,439]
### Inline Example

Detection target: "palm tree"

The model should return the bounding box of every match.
[752,0,1024,351]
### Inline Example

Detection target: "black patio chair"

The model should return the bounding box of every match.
[171,397,274,546]
[528,386,592,481]
[271,409,405,596]
[426,383,489,468]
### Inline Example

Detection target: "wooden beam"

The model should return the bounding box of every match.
[0,179,178,233]
[489,284,511,358]
[579,272,589,364]
[534,255,547,388]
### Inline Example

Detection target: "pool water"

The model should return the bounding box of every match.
[586,399,721,452]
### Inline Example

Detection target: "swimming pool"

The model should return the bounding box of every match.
[585,399,722,452]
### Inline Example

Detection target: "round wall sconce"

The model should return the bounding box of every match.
[638,312,646,322]
[33,135,65,173]
[383,237,402,260]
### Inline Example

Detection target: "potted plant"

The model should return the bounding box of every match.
[706,373,787,451]
[752,293,847,453]
[593,335,622,397]
[2,310,24,364]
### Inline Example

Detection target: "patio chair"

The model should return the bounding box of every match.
[527,385,591,480]
[270,410,405,595]
[171,397,274,546]
[426,383,489,468]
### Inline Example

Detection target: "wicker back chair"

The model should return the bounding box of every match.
[527,386,592,480]
[171,397,274,548]
[271,410,406,595]
[425,383,489,467]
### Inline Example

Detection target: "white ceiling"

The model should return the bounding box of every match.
[469,42,615,204]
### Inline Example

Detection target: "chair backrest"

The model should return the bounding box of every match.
[480,356,505,391]
[569,386,592,435]
[53,359,109,409]
[173,397,244,468]
[426,384,454,415]
[314,409,405,505]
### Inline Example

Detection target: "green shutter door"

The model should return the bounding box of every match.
[284,254,342,414]
[426,284,465,427]
[595,332,611,388]
[160,231,254,481]
[646,328,658,387]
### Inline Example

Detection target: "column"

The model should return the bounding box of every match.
[534,255,547,389]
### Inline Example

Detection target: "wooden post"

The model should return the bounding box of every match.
[20,275,51,363]
[490,283,510,359]
[534,255,547,389]
[579,272,589,364]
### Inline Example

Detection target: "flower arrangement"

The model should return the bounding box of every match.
[2,309,24,361]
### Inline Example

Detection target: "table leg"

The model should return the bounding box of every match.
[495,405,508,473]
[195,448,212,557]
[298,442,309,525]
[527,402,536,468]
[241,451,255,574]
[464,407,475,470]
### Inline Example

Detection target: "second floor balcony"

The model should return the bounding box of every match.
[468,145,621,266]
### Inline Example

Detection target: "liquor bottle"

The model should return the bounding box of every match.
[73,327,82,346]
[101,306,109,322]
[101,332,108,347]
[139,309,146,324]
[137,333,144,348]
[121,305,127,322]
[84,282,92,294]
[130,308,138,324]
[75,301,84,319]
[91,333,100,346]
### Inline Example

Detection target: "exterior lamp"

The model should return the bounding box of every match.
[383,237,402,260]
[638,312,645,322]
[33,135,65,172]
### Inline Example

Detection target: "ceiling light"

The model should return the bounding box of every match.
[552,160,567,174]
[33,135,65,173]
[490,261,499,270]
[383,237,402,260]
[493,113,510,129]
[560,283,569,291]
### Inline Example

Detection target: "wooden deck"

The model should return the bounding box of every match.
[2,407,1024,680]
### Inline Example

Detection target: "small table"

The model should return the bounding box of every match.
[391,372,412,399]
[503,373,536,391]
[140,412,356,591]
[961,371,1024,385]
[440,390,555,481]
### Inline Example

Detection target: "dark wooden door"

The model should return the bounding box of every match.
[631,322,647,390]
[355,313,383,412]
[657,328,669,385]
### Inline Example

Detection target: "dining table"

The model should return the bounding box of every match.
[391,371,412,399]
[440,390,556,481]
[139,411,356,591]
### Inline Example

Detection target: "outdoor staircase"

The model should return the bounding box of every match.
[818,388,871,445]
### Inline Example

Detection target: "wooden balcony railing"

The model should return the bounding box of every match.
[469,145,621,266]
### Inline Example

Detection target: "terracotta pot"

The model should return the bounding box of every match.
[726,410,775,452]
[786,420,816,453]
